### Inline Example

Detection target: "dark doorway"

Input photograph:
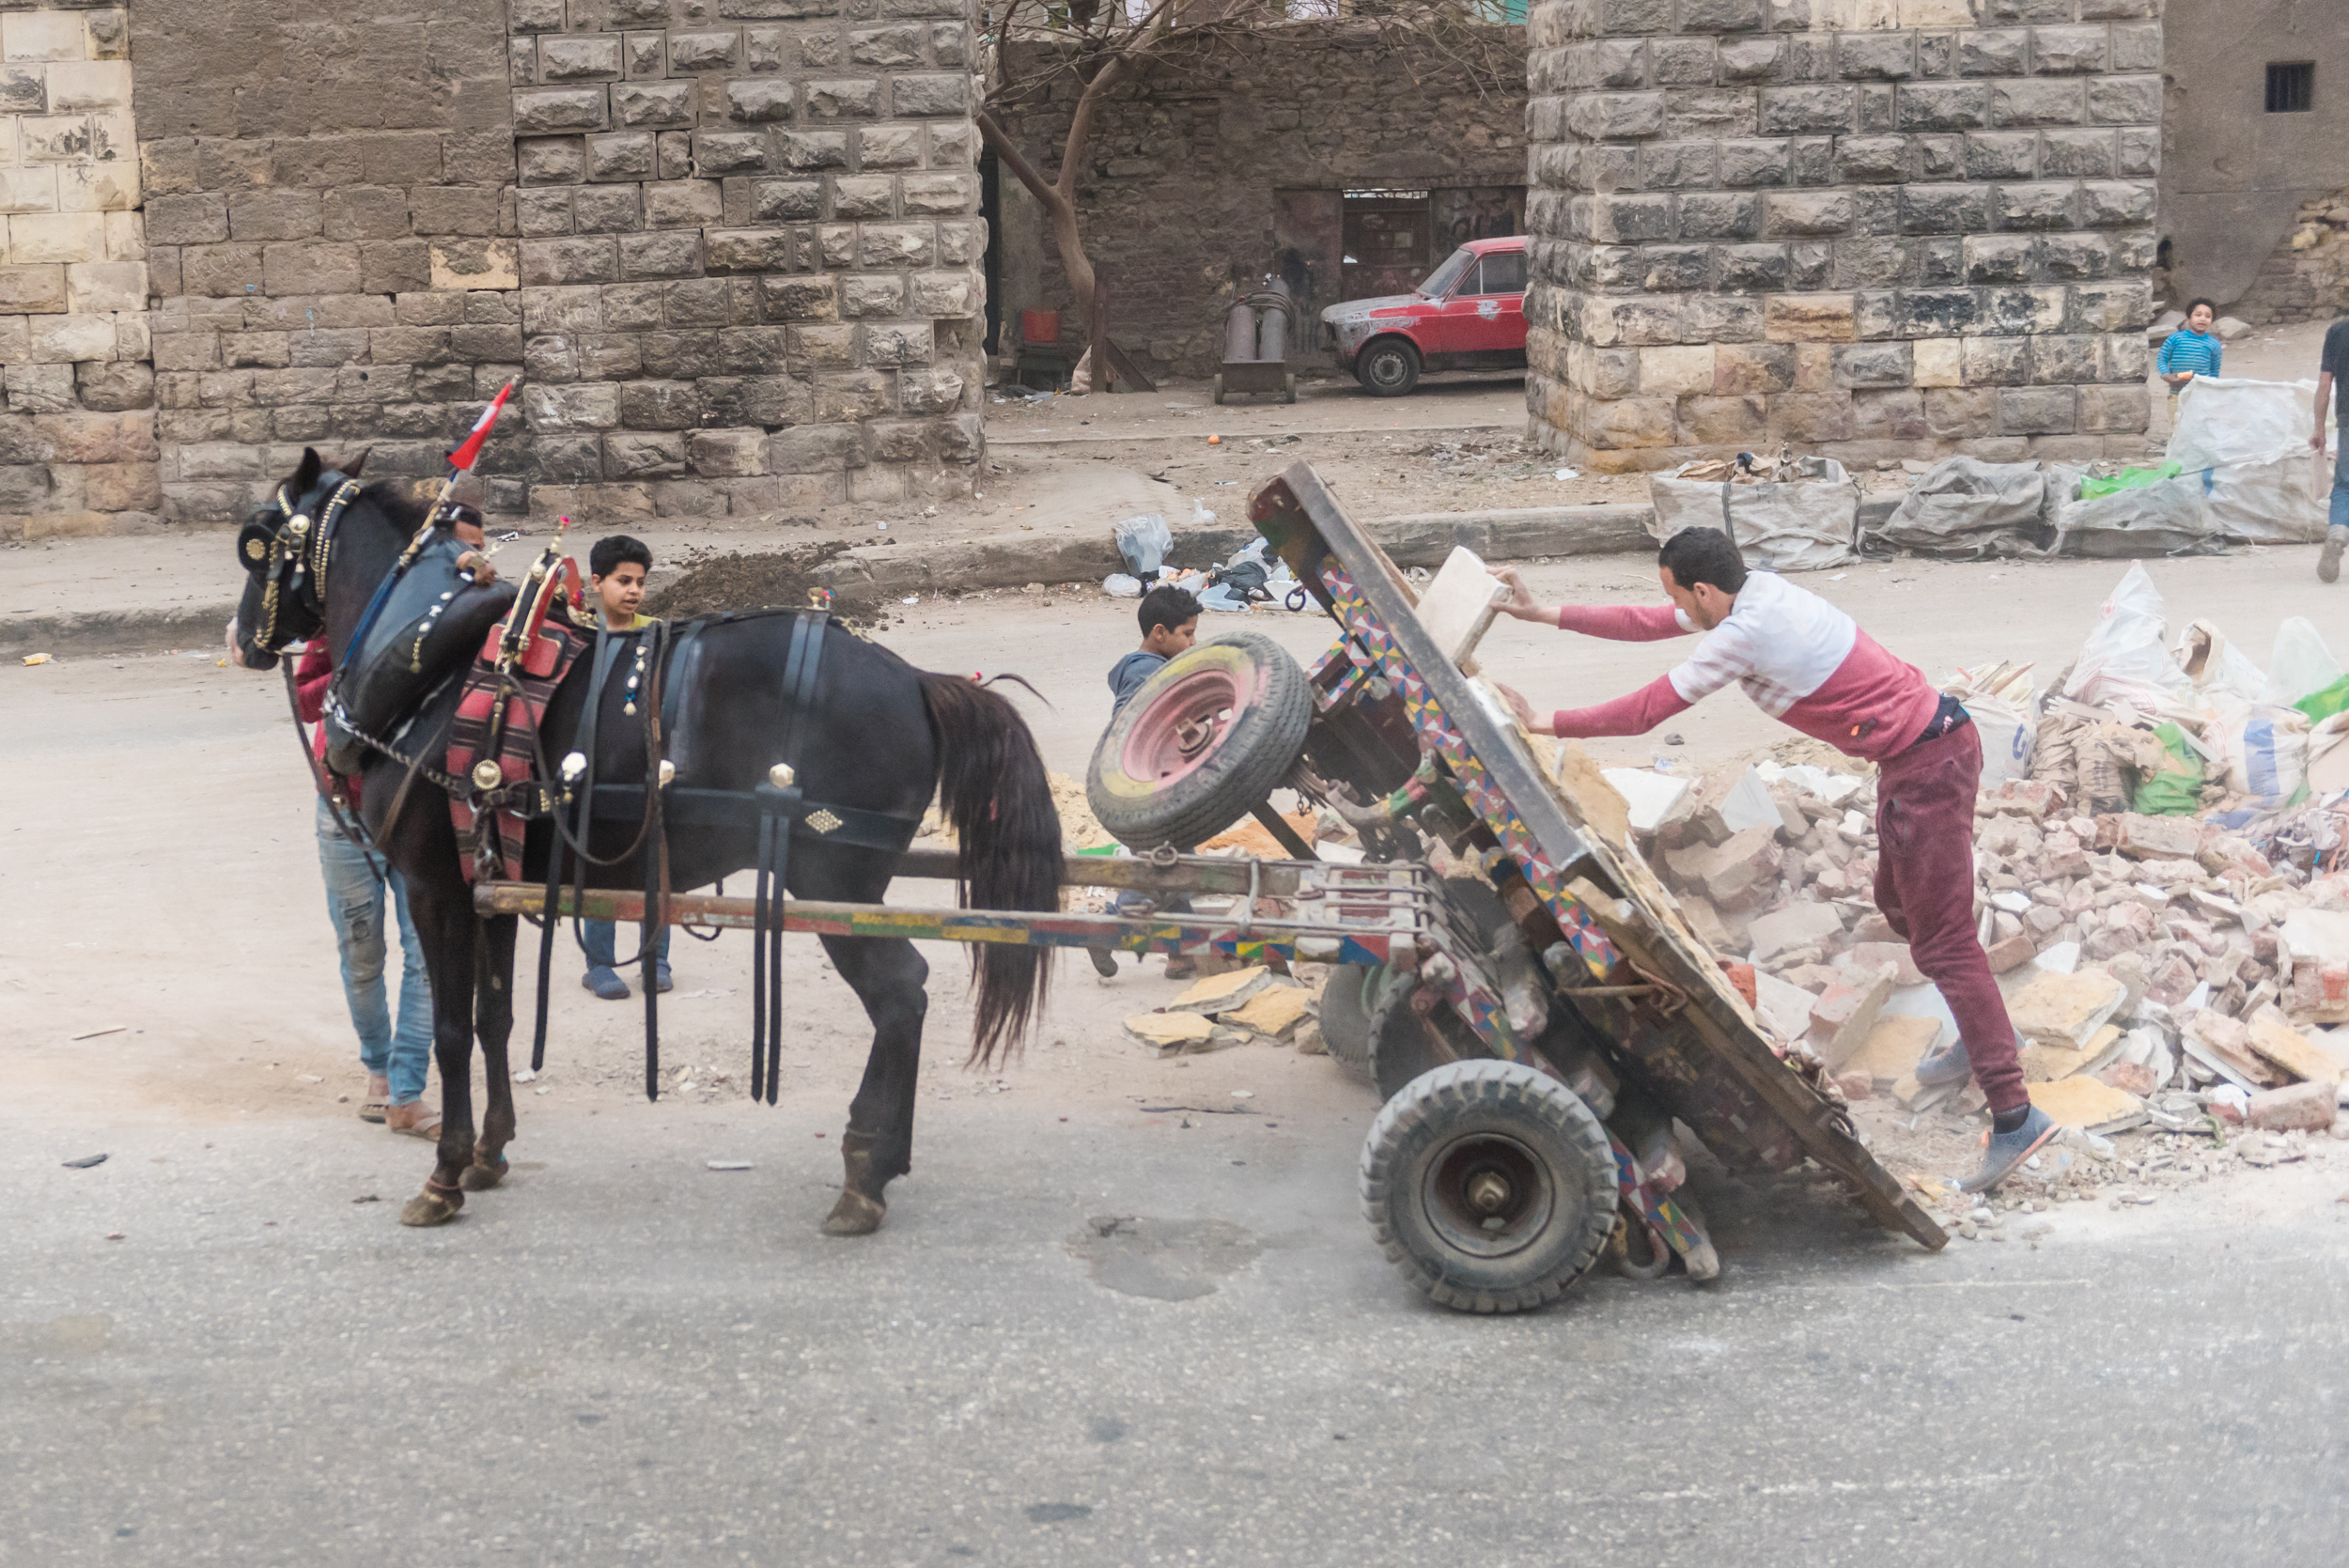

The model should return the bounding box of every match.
[1342,190,1433,300]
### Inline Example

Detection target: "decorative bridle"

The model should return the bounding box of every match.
[235,470,369,657]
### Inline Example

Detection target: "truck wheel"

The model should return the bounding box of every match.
[1360,1060,1617,1314]
[1317,963,1390,1084]
[1356,338,1421,397]
[1087,631,1312,851]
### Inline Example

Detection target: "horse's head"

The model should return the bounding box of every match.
[230,446,367,670]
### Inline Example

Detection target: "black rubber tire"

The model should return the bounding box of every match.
[1212,373,1225,406]
[1360,1060,1618,1314]
[1086,631,1313,850]
[1367,982,1480,1103]
[1283,373,1297,406]
[1317,963,1383,1083]
[1357,338,1422,397]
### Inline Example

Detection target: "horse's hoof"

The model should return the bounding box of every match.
[820,1188,886,1236]
[399,1188,462,1227]
[460,1157,508,1191]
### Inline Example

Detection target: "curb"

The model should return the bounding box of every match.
[6,498,1901,656]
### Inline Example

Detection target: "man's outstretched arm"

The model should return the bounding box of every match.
[1497,674,1691,738]
[1494,567,1689,642]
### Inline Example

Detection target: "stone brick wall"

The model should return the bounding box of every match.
[993,24,1527,380]
[506,0,985,510]
[0,6,153,540]
[2227,190,2349,327]
[1524,0,2162,474]
[125,0,983,532]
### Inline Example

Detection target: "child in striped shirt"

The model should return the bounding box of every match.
[2158,298,2222,423]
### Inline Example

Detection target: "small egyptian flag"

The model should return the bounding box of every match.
[446,379,518,472]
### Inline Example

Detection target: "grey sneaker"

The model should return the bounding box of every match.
[2322,525,2347,585]
[1959,1104,2061,1194]
[1087,946,1121,979]
[1914,1037,1972,1088]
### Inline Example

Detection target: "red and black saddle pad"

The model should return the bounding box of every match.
[447,551,592,884]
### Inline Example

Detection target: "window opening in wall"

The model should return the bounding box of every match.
[2266,62,2314,114]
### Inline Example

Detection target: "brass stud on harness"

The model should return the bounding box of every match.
[658,758,676,788]
[768,763,796,789]
[472,758,504,791]
[560,751,588,783]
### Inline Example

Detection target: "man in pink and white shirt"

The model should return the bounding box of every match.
[1494,527,2054,1193]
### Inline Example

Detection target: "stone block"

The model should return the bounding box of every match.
[1899,82,1990,132]
[1758,85,1853,135]
[1679,394,1767,444]
[11,211,102,264]
[2080,179,2155,227]
[7,362,77,413]
[33,409,153,463]
[1997,181,2075,230]
[689,427,768,476]
[902,172,974,215]
[77,361,150,412]
[644,179,723,228]
[571,186,640,234]
[524,381,622,431]
[1994,79,2083,128]
[1763,190,1852,237]
[27,312,115,364]
[618,231,702,280]
[585,133,657,183]
[1750,900,1843,962]
[522,237,619,287]
[859,224,933,269]
[1964,233,2036,283]
[63,258,142,315]
[1834,341,1910,387]
[1808,965,1897,1068]
[517,137,585,186]
[2087,74,2161,125]
[4,11,88,62]
[145,192,226,247]
[262,242,361,297]
[1764,292,1857,343]
[540,35,623,82]
[47,60,130,111]
[2077,383,2148,433]
[1913,336,1962,387]
[614,82,696,129]
[841,273,904,317]
[696,132,770,175]
[863,322,931,365]
[2042,231,2114,280]
[727,79,795,123]
[1998,386,2075,434]
[513,87,609,135]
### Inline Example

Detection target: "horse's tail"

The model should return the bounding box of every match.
[917,671,1062,1065]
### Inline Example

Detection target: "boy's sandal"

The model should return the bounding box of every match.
[359,1095,390,1124]
[385,1104,443,1140]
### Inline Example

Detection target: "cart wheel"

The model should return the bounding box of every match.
[1283,373,1297,406]
[1317,962,1384,1084]
[1367,979,1477,1102]
[1361,1060,1618,1313]
[1212,374,1225,406]
[1087,631,1312,850]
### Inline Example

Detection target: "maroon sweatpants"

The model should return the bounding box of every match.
[1871,722,2029,1115]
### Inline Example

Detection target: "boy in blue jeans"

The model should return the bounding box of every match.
[581,534,674,1000]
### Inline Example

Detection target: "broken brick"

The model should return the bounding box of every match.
[1747,899,1843,962]
[2246,1079,2337,1132]
[1985,778,2064,821]
[2113,813,2203,861]
[2009,968,2126,1048]
[1807,963,1896,1068]
[1986,932,2037,973]
[1844,939,1924,986]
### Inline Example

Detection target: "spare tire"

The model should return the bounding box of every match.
[1087,630,1312,850]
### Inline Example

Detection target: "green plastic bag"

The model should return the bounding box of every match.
[2129,721,2202,815]
[2077,461,2184,501]
[2296,672,2349,723]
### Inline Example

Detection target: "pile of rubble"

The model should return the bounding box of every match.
[1611,568,2349,1219]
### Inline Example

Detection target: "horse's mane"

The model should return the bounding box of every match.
[360,480,435,536]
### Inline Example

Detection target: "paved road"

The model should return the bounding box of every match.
[8,1098,2348,1568]
[10,550,2349,1565]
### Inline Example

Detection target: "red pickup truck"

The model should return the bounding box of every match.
[1319,236,1528,397]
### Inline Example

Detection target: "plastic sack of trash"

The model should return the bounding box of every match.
[2062,564,2190,710]
[1968,694,2039,786]
[2203,449,2330,543]
[1649,456,1859,571]
[1112,513,1173,582]
[1196,582,1252,613]
[2077,461,2182,501]
[2264,617,2342,707]
[1870,457,2050,560]
[2297,671,2349,723]
[2173,618,2266,706]
[1102,572,1143,598]
[2209,704,2310,805]
[2167,377,2318,472]
[2050,468,2219,557]
[2129,722,2203,815]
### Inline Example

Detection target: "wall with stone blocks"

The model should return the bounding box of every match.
[1524,0,2163,474]
[505,0,985,512]
[117,0,983,534]
[0,6,153,540]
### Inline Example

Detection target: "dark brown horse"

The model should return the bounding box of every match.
[232,451,1062,1232]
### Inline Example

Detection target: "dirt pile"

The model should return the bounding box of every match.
[642,544,883,630]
